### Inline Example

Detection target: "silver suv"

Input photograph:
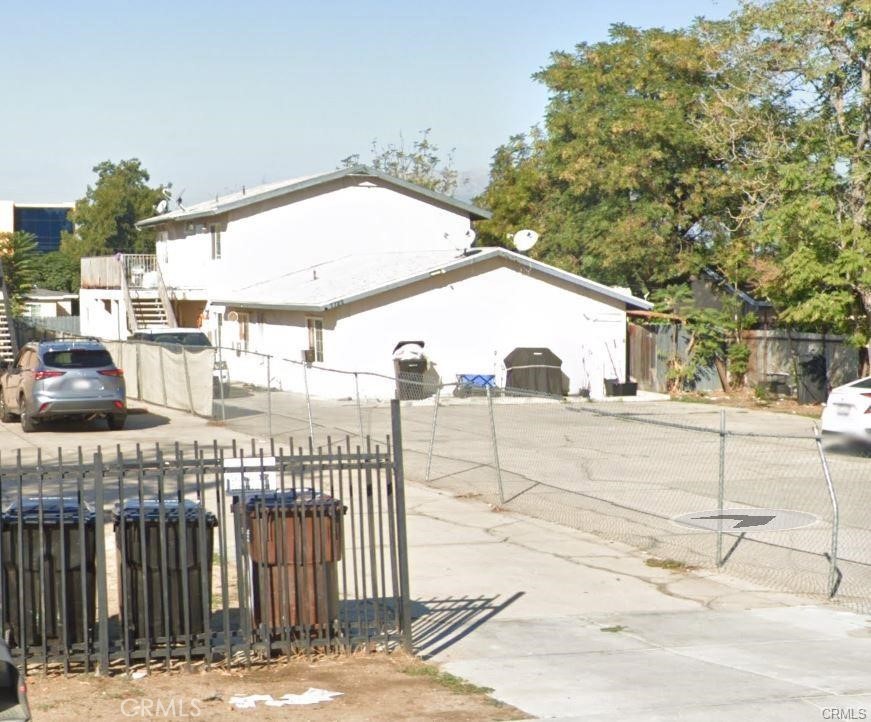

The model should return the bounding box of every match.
[0,340,127,432]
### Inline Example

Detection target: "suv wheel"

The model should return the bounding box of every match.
[0,392,13,423]
[107,414,126,431]
[20,399,36,433]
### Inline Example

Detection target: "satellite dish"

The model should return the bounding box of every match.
[227,311,239,322]
[463,228,477,245]
[156,199,169,214]
[513,229,539,252]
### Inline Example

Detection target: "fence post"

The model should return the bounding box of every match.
[182,346,195,415]
[425,385,442,483]
[814,425,840,597]
[302,357,314,440]
[216,347,226,423]
[135,341,142,401]
[159,345,168,407]
[486,386,505,505]
[716,409,726,567]
[390,399,413,652]
[93,450,111,673]
[266,354,273,439]
[354,373,365,442]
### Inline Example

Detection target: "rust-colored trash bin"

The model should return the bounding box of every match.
[236,491,345,635]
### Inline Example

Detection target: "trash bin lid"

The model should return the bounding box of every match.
[113,498,218,525]
[240,488,343,512]
[2,496,95,525]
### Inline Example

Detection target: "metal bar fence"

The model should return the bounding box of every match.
[0,419,409,674]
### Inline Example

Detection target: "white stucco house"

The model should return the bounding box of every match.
[80,165,652,398]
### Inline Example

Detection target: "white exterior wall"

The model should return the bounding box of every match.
[79,288,128,340]
[158,183,473,298]
[0,201,13,233]
[207,261,628,400]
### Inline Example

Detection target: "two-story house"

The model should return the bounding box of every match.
[80,165,652,398]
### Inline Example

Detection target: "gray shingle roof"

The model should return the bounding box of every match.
[138,165,491,227]
[211,247,652,312]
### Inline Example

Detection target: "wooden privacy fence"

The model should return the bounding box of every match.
[0,403,411,675]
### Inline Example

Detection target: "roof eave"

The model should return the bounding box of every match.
[210,300,326,313]
[324,248,652,311]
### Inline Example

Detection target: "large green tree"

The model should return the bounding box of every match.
[477,25,742,296]
[31,251,79,293]
[61,159,166,265]
[699,0,870,344]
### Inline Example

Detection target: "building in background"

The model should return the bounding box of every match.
[0,201,73,252]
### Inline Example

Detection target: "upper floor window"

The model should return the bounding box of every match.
[210,225,222,260]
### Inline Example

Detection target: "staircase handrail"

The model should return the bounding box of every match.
[156,263,177,328]
[119,257,138,335]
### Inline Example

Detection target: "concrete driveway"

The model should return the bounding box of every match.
[0,394,868,720]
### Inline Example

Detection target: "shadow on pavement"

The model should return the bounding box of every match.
[29,412,172,434]
[412,593,525,659]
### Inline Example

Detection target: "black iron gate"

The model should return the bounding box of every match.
[0,402,411,674]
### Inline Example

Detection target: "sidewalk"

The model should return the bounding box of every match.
[405,481,871,721]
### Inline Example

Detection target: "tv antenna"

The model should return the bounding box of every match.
[512,229,539,253]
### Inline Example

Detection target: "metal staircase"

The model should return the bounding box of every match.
[119,254,177,332]
[130,295,171,328]
[0,262,17,363]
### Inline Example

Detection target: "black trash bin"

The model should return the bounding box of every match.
[1,496,96,648]
[114,499,218,642]
[797,353,827,404]
[393,341,430,400]
[233,490,344,635]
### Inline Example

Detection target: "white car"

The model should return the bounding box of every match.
[820,376,871,439]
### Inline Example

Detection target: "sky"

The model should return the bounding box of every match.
[1,0,739,205]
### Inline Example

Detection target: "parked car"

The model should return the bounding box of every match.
[128,328,229,392]
[820,376,871,440]
[0,340,126,432]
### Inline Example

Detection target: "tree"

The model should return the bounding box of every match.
[31,251,79,293]
[474,130,548,249]
[341,129,459,195]
[0,232,38,315]
[60,159,166,264]
[698,0,870,345]
[477,25,742,295]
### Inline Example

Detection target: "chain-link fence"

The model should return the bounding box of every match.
[12,326,870,614]
[235,362,867,615]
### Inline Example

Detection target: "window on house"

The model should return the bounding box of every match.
[210,225,222,260]
[307,318,323,362]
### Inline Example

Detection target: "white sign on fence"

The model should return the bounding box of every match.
[224,456,278,492]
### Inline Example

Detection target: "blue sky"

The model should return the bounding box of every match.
[1,0,738,204]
